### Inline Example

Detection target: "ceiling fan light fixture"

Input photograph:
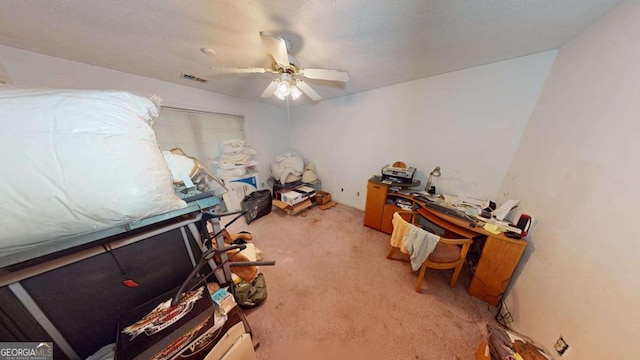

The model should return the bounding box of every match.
[209,32,349,103]
[275,80,291,97]
[274,91,286,100]
[290,85,302,100]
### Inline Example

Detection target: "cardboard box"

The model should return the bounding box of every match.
[272,199,313,216]
[280,185,317,206]
[210,288,236,315]
[272,180,302,200]
[182,308,243,359]
[203,322,248,360]
[221,173,258,212]
[304,180,321,193]
[315,191,331,205]
[280,190,305,206]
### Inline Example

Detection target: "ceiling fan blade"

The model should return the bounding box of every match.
[209,66,270,74]
[296,80,321,101]
[259,32,290,68]
[300,68,349,82]
[261,80,279,98]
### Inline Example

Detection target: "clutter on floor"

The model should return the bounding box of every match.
[315,191,331,205]
[280,184,316,206]
[268,151,336,216]
[318,200,337,210]
[315,190,337,210]
[114,221,269,360]
[481,323,553,360]
[272,198,313,216]
[217,230,269,309]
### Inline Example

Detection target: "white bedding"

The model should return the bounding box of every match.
[0,88,186,254]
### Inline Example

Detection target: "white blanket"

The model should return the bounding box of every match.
[0,88,186,253]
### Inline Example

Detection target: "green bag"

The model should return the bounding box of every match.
[234,273,267,309]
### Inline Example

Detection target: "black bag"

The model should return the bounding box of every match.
[241,189,272,224]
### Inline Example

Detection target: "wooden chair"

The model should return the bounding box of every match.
[386,210,473,293]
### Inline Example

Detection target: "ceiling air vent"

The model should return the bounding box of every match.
[181,73,208,83]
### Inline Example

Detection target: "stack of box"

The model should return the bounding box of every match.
[272,184,317,216]
[210,288,236,316]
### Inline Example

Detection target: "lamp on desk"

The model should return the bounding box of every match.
[425,166,441,194]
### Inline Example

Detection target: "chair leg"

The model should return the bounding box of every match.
[386,246,397,259]
[415,262,428,293]
[449,262,463,288]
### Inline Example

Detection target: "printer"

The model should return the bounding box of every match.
[381,165,416,184]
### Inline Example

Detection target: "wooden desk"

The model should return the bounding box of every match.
[365,177,527,305]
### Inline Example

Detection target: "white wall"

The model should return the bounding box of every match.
[0,45,288,189]
[498,2,640,358]
[289,51,556,209]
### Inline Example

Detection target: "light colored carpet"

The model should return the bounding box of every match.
[223,203,496,359]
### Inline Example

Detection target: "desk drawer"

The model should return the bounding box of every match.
[381,204,413,234]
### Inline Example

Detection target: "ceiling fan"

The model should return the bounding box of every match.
[209,32,349,102]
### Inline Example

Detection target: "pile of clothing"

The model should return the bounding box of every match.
[270,151,319,185]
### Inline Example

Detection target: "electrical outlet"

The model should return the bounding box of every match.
[554,336,569,356]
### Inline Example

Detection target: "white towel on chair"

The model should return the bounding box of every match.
[404,223,440,271]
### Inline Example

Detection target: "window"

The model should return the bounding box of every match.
[153,107,245,168]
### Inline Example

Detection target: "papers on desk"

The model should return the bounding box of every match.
[434,194,523,234]
[442,194,490,217]
[478,217,522,234]
[494,199,520,221]
[483,223,502,234]
[443,195,485,208]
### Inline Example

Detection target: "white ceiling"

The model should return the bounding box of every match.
[0,0,625,106]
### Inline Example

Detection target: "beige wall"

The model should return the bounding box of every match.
[289,52,556,209]
[498,1,640,358]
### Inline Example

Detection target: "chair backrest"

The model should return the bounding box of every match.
[390,210,473,291]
